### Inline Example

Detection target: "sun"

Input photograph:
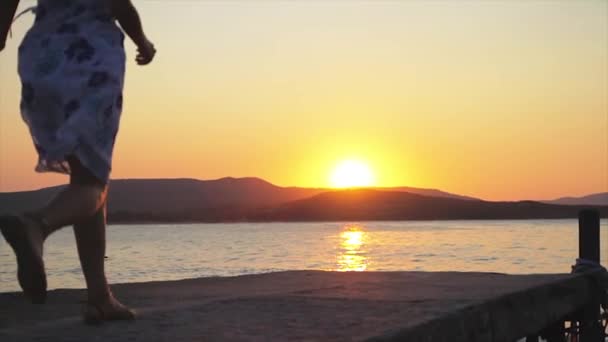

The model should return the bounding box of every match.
[329,160,376,188]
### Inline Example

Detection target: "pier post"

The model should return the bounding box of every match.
[579,209,600,262]
[577,209,602,342]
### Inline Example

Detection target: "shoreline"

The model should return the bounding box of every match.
[104,217,604,225]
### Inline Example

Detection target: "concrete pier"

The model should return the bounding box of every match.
[0,270,597,341]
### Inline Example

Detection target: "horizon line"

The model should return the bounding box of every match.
[1,175,603,203]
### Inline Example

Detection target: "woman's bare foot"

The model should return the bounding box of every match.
[0,215,47,303]
[83,292,136,325]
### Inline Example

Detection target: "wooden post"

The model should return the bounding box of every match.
[579,209,600,262]
[540,322,565,342]
[578,209,602,342]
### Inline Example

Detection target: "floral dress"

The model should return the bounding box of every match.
[18,0,126,183]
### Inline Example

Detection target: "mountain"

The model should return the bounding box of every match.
[374,186,478,201]
[0,177,323,216]
[254,189,608,221]
[0,177,474,216]
[546,193,608,206]
[0,178,604,222]
[107,178,323,213]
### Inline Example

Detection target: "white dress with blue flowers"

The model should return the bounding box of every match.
[18,0,126,183]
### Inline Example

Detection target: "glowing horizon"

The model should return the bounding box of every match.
[0,1,606,201]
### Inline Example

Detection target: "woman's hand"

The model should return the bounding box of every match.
[112,0,154,65]
[136,39,155,65]
[1,1,20,54]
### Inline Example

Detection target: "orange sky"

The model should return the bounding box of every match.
[0,0,606,201]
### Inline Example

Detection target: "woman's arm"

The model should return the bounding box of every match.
[110,0,155,65]
[0,0,20,52]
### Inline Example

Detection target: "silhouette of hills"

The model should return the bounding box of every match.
[0,177,319,216]
[545,193,608,206]
[0,178,604,222]
[0,177,472,214]
[254,189,607,221]
[372,186,478,201]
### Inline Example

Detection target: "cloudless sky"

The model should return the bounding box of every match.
[0,0,606,201]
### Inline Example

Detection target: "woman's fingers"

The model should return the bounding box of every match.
[135,53,149,65]
[135,55,145,65]
[136,53,151,64]
[135,44,156,65]
[135,52,153,65]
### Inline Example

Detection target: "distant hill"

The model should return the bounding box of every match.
[107,178,322,213]
[253,190,608,221]
[545,193,608,206]
[0,178,604,222]
[0,178,473,220]
[253,189,608,221]
[374,186,478,201]
[0,178,322,216]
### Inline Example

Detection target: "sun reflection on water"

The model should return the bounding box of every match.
[337,225,369,271]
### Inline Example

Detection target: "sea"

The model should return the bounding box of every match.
[1,219,607,293]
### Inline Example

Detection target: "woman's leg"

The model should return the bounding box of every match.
[74,202,135,323]
[0,156,109,303]
[73,203,109,301]
[0,215,46,303]
[63,157,135,322]
[35,156,108,236]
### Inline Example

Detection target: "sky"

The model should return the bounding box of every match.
[0,0,606,201]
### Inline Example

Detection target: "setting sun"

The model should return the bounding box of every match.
[329,160,376,188]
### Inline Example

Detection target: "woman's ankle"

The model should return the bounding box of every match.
[87,286,113,304]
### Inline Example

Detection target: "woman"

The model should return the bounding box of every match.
[0,0,155,323]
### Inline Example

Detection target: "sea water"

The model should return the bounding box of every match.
[1,219,606,292]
